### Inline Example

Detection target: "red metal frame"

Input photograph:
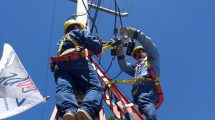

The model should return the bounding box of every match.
[92,59,145,120]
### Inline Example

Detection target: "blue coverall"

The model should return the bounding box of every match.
[117,30,160,120]
[54,29,103,118]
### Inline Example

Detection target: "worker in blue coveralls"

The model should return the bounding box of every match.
[116,27,160,120]
[53,19,102,120]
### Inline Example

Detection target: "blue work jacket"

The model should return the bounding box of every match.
[58,29,102,55]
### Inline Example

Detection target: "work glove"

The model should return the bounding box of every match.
[120,27,138,39]
[115,38,124,56]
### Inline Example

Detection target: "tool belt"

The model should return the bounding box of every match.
[50,48,92,72]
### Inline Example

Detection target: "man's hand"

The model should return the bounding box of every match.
[120,27,137,39]
[115,38,124,56]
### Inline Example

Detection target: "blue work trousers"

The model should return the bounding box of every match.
[132,81,158,120]
[54,58,102,118]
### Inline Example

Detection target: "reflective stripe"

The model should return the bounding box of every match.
[102,43,112,52]
[143,57,156,78]
[57,33,81,55]
[107,77,154,84]
[57,36,67,55]
[65,34,80,47]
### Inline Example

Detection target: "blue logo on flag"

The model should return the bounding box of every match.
[16,98,26,106]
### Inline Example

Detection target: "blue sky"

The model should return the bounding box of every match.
[1,0,215,120]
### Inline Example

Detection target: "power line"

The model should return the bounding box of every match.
[42,0,56,119]
[90,0,101,34]
[81,0,99,36]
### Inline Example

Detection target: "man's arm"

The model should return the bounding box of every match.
[134,30,159,61]
[120,27,159,60]
[116,41,135,76]
[72,29,103,55]
[117,55,136,76]
[120,27,160,77]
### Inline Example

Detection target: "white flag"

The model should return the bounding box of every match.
[0,43,46,119]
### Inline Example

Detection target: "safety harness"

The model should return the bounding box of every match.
[106,56,164,109]
[142,56,164,109]
[57,34,82,55]
[50,33,92,71]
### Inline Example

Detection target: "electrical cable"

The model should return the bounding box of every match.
[81,0,99,36]
[104,0,124,77]
[113,0,118,37]
[90,0,101,34]
[111,70,122,80]
[42,0,56,120]
[94,0,104,33]
[116,0,123,27]
[105,56,115,73]
[102,0,118,74]
[81,0,108,72]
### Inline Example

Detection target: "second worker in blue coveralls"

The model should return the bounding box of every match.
[116,27,160,120]
[53,19,103,120]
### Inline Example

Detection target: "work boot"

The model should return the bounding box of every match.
[75,109,93,120]
[63,111,75,120]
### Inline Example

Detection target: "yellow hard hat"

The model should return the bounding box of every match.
[131,46,144,57]
[64,19,85,32]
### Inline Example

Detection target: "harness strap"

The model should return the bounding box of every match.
[66,34,82,51]
[51,33,91,71]
[142,56,164,109]
[49,51,82,71]
[58,33,82,55]
[57,36,66,55]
